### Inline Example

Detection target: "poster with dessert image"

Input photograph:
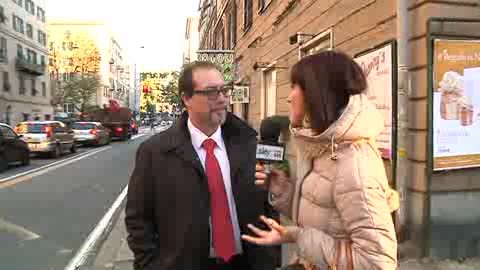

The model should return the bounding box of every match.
[433,39,480,170]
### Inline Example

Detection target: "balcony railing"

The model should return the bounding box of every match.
[15,57,45,76]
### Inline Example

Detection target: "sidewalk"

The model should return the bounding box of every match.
[92,206,480,270]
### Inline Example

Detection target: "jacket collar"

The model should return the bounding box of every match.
[163,111,257,152]
[159,111,257,181]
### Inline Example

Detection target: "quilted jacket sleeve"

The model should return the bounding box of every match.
[288,148,398,270]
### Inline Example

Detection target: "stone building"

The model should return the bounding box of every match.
[0,0,52,126]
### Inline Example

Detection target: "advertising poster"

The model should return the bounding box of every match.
[354,43,394,160]
[433,39,480,170]
[196,50,235,85]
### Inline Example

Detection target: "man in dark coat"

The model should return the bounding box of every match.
[125,61,276,270]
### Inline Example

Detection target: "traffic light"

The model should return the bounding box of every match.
[142,84,150,93]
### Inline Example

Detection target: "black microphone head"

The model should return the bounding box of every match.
[259,116,282,144]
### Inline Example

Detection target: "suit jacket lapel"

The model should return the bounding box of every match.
[173,142,205,177]
[168,113,206,181]
[225,139,244,188]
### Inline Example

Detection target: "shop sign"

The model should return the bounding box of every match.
[230,86,249,104]
[354,42,395,160]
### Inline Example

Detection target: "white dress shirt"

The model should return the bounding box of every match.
[187,118,243,257]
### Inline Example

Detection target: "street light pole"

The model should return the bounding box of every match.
[132,46,144,120]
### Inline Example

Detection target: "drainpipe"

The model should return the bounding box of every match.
[396,0,410,237]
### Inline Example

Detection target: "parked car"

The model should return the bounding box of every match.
[14,121,77,158]
[71,122,111,146]
[0,123,30,172]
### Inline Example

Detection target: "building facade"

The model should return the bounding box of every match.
[0,0,52,126]
[47,20,131,112]
[199,0,480,261]
[183,16,200,65]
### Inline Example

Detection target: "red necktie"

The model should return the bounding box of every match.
[202,138,236,262]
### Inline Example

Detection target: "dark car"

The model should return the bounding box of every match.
[0,123,30,172]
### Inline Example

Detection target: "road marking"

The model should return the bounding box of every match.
[0,146,111,188]
[0,218,41,241]
[65,184,128,270]
[130,134,146,140]
[0,146,111,184]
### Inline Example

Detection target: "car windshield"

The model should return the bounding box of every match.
[72,123,96,130]
[15,123,48,134]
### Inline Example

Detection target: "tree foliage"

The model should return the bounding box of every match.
[48,30,101,108]
[156,71,182,110]
[62,74,101,111]
[140,71,183,114]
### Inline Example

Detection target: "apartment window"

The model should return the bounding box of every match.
[40,55,45,66]
[2,71,10,92]
[31,79,36,96]
[37,7,45,22]
[261,68,277,118]
[12,15,25,34]
[27,49,36,64]
[26,24,33,39]
[25,0,35,15]
[17,44,23,58]
[19,75,26,95]
[243,0,253,30]
[64,104,75,113]
[228,8,237,49]
[14,0,23,8]
[38,30,46,46]
[31,50,37,64]
[0,37,7,63]
[0,5,5,24]
[41,81,46,96]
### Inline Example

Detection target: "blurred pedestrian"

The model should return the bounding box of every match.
[243,51,399,270]
[125,61,276,270]
[150,120,155,133]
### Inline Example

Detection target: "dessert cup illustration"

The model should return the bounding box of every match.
[438,71,465,120]
[458,96,474,126]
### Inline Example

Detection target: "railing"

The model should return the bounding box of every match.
[15,56,45,76]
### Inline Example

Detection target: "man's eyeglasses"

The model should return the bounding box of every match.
[192,87,232,100]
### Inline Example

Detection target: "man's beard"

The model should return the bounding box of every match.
[208,108,227,126]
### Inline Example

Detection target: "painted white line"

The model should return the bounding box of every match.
[130,134,146,140]
[0,146,111,184]
[0,218,41,241]
[65,184,128,270]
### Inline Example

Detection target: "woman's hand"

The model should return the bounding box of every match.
[255,164,291,195]
[241,216,295,246]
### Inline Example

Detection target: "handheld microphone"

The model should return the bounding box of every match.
[256,116,288,174]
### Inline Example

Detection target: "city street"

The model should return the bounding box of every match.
[0,128,159,270]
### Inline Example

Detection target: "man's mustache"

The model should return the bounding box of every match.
[211,107,228,112]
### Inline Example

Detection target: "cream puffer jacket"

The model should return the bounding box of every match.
[272,94,399,270]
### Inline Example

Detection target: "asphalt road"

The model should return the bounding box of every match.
[0,129,155,270]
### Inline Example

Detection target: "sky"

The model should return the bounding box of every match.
[45,0,200,71]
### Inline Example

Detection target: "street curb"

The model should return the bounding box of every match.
[65,185,128,270]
